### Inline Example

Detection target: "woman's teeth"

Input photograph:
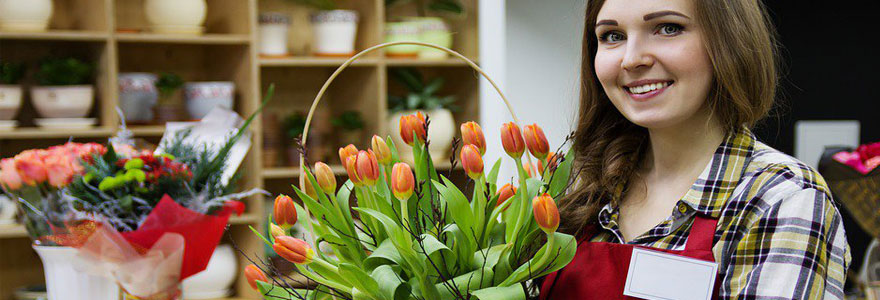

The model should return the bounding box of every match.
[627,82,671,94]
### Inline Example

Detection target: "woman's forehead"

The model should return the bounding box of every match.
[597,0,694,22]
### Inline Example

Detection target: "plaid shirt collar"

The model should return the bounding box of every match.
[598,126,756,242]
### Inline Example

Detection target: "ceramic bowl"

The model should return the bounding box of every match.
[184,81,235,120]
[30,85,94,118]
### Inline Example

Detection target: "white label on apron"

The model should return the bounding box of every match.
[623,247,718,300]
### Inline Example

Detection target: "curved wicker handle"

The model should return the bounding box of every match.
[300,41,520,156]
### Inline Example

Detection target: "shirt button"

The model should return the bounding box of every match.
[678,204,689,214]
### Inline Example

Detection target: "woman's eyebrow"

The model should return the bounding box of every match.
[596,20,618,27]
[644,10,690,21]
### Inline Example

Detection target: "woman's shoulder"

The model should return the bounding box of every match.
[740,140,832,199]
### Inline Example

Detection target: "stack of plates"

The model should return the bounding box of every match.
[35,118,97,129]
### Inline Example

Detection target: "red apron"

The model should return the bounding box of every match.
[540,214,720,299]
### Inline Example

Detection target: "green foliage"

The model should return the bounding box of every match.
[0,60,24,84]
[36,57,93,86]
[284,0,337,10]
[388,68,457,113]
[155,72,184,100]
[283,112,308,139]
[385,0,464,15]
[331,110,365,131]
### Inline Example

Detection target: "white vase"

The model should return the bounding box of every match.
[33,245,120,300]
[413,17,452,59]
[0,0,53,32]
[30,85,94,118]
[145,0,207,35]
[184,81,235,120]
[118,73,158,123]
[0,84,23,120]
[389,109,456,165]
[311,10,359,56]
[182,244,237,299]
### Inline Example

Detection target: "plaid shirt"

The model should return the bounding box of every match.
[593,127,851,299]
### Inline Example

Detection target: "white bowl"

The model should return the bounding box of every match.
[34,118,96,129]
[184,82,234,120]
[30,85,94,118]
[0,84,23,120]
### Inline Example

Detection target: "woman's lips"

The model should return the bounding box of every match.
[625,82,672,102]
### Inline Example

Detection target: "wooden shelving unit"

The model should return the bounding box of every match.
[0,0,479,299]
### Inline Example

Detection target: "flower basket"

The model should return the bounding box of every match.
[244,41,577,300]
[819,145,880,238]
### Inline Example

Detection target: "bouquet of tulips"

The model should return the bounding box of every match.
[245,111,577,300]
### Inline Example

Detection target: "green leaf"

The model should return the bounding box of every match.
[391,67,424,92]
[428,0,464,15]
[339,262,381,298]
[502,232,577,286]
[435,267,494,299]
[486,158,503,190]
[472,243,510,270]
[472,285,526,300]
[371,264,411,300]
[433,177,475,243]
[364,239,404,270]
[548,148,575,198]
[423,77,445,96]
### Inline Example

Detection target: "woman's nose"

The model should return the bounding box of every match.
[620,38,654,71]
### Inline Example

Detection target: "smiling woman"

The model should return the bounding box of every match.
[537,0,850,299]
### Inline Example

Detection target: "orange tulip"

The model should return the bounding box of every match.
[460,121,486,155]
[302,178,317,198]
[495,183,517,211]
[273,236,314,265]
[273,195,297,229]
[344,155,362,186]
[524,124,550,160]
[532,193,560,233]
[522,161,535,178]
[371,135,392,165]
[355,150,380,186]
[0,158,23,190]
[338,144,358,165]
[270,223,286,239]
[391,163,415,201]
[501,122,525,159]
[314,162,336,194]
[399,112,427,145]
[460,144,484,180]
[537,152,560,176]
[244,264,269,290]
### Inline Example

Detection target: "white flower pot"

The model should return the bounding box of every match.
[184,81,234,120]
[0,0,53,32]
[259,12,291,57]
[413,17,452,59]
[118,73,158,123]
[182,244,236,299]
[311,10,359,56]
[32,245,119,300]
[0,84,23,120]
[145,0,207,35]
[384,21,421,58]
[30,85,94,118]
[389,109,456,165]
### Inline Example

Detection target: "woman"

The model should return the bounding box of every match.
[539,0,850,299]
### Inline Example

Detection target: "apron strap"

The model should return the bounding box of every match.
[684,214,718,252]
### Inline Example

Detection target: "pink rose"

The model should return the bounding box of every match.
[14,151,48,185]
[44,155,76,188]
[0,158,23,190]
[857,142,880,160]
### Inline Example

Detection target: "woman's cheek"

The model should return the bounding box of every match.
[593,51,620,93]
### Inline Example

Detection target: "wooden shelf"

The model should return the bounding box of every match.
[0,224,28,239]
[0,30,109,41]
[128,125,167,137]
[0,127,114,139]
[259,56,380,67]
[385,57,476,67]
[115,33,251,45]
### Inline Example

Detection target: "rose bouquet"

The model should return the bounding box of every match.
[245,111,576,300]
[819,141,880,238]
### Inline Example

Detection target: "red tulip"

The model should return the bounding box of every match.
[355,150,380,186]
[273,236,314,265]
[314,162,336,194]
[244,264,268,290]
[0,158,23,190]
[399,112,427,145]
[460,121,486,155]
[501,122,525,158]
[524,124,550,160]
[338,144,358,165]
[460,144,484,180]
[495,183,517,211]
[391,163,415,201]
[273,195,298,229]
[371,135,392,165]
[532,193,560,233]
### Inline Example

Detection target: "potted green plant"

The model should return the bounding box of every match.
[332,110,365,146]
[31,57,95,125]
[0,60,25,124]
[385,0,463,59]
[283,112,308,166]
[154,72,184,123]
[286,0,360,56]
[387,67,457,164]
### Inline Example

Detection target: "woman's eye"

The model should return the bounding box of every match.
[657,23,683,36]
[599,31,625,43]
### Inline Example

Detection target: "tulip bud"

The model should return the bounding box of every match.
[501,122,525,159]
[314,162,336,194]
[460,144,484,180]
[0,158,23,191]
[460,121,486,155]
[399,112,427,145]
[344,155,362,186]
[302,178,317,198]
[270,223,286,239]
[273,195,298,229]
[244,264,269,290]
[355,150,380,186]
[371,135,392,165]
[495,183,517,211]
[391,163,415,201]
[338,144,358,165]
[532,193,560,233]
[273,236,314,265]
[522,161,535,178]
[524,124,550,160]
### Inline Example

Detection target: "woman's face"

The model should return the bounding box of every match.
[594,0,713,130]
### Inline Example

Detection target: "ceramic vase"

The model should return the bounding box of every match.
[389,109,456,165]
[0,0,53,32]
[311,10,359,56]
[32,245,120,300]
[144,0,207,35]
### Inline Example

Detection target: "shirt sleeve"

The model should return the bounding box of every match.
[723,187,851,299]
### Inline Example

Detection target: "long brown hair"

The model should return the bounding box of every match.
[558,0,780,238]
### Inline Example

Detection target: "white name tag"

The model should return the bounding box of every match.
[623,247,718,300]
